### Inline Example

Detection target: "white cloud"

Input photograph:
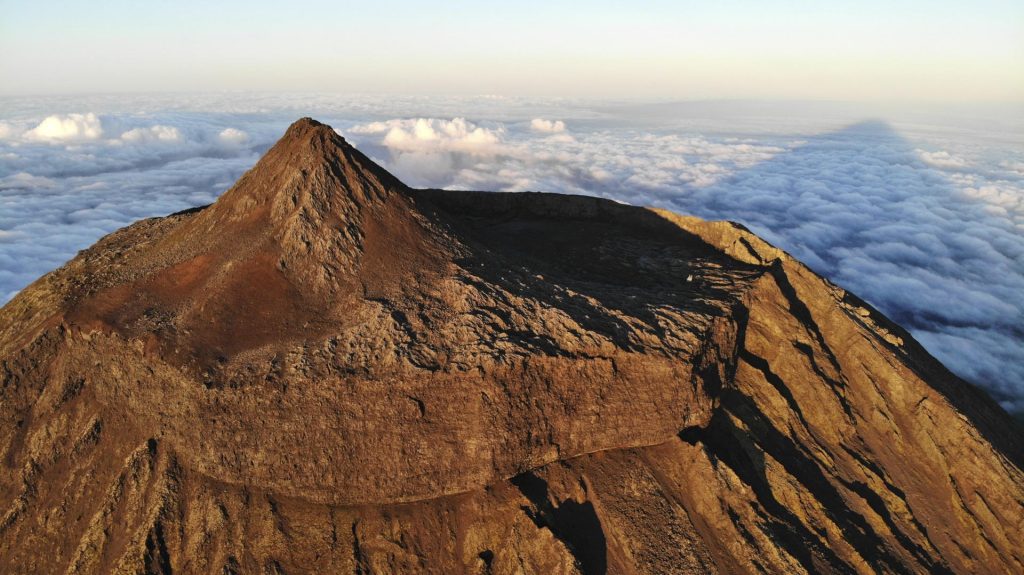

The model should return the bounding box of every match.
[917,148,969,169]
[349,118,507,188]
[351,118,503,153]
[218,127,249,145]
[0,122,14,140]
[545,132,576,144]
[348,117,785,193]
[957,182,1024,223]
[1000,160,1024,175]
[121,125,183,144]
[0,172,56,190]
[25,113,103,141]
[530,118,567,133]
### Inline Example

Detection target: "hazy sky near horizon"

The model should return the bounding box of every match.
[1,0,1022,100]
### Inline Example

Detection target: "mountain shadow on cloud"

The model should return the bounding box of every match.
[668,120,1024,414]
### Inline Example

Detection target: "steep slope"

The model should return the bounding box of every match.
[0,118,1021,574]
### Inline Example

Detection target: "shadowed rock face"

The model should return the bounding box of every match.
[0,118,1021,574]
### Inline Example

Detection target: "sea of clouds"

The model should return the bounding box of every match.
[1,95,1021,412]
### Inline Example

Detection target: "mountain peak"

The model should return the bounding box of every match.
[201,118,403,226]
[168,119,413,291]
[286,115,331,133]
[277,116,352,155]
[75,119,431,367]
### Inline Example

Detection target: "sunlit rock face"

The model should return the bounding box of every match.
[1,118,1021,574]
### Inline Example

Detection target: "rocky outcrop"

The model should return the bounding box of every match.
[1,118,1021,574]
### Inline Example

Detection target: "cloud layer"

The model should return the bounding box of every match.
[0,108,272,302]
[1,96,1021,412]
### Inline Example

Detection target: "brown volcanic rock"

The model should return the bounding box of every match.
[0,118,1021,574]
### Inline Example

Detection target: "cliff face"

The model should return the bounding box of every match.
[0,118,1021,575]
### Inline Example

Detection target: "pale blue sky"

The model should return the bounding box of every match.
[1,0,1022,100]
